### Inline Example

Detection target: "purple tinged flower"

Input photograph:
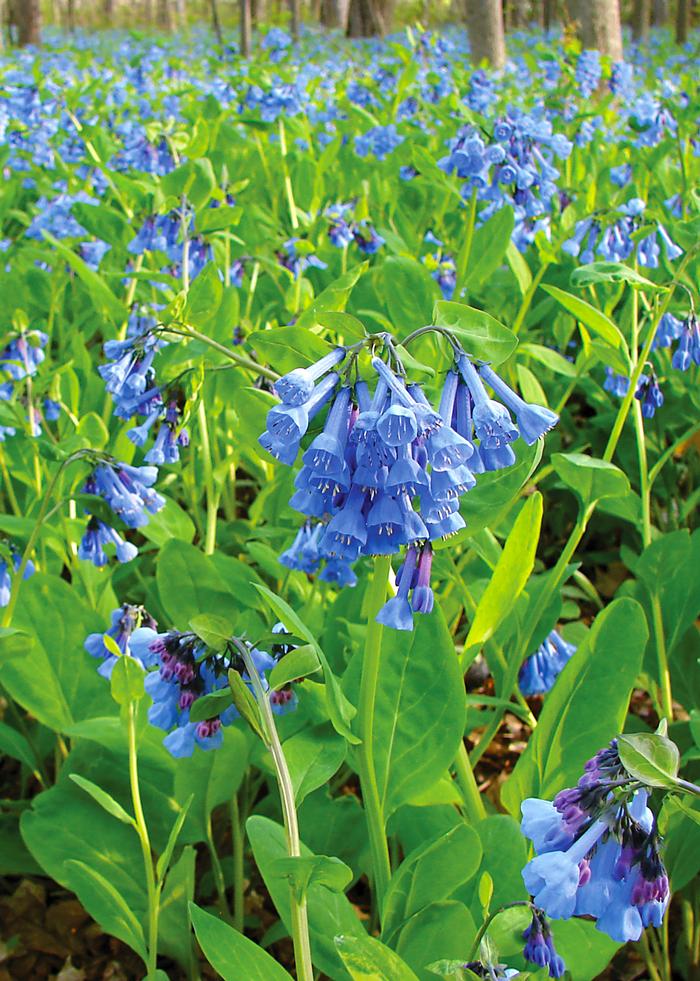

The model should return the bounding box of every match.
[411,544,434,614]
[376,546,418,631]
[634,372,664,418]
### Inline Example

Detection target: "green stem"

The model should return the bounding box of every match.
[454,742,487,822]
[355,555,393,914]
[206,817,231,921]
[197,399,218,555]
[457,187,478,286]
[468,901,532,961]
[511,260,551,336]
[279,119,299,231]
[640,931,664,981]
[236,643,314,981]
[169,323,278,380]
[128,701,159,979]
[231,792,245,933]
[648,420,700,489]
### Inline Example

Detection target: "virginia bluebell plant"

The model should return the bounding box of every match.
[84,603,158,678]
[260,334,559,630]
[519,630,576,696]
[521,739,669,942]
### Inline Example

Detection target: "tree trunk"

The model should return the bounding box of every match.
[17,0,41,43]
[465,0,506,69]
[143,0,153,23]
[173,0,186,26]
[675,0,690,41]
[511,0,529,28]
[250,0,265,22]
[346,0,383,35]
[542,0,556,29]
[240,0,251,53]
[103,0,115,23]
[157,0,173,28]
[290,0,300,35]
[573,0,623,60]
[631,0,650,39]
[66,0,76,30]
[209,0,222,41]
[320,0,342,25]
[651,0,668,24]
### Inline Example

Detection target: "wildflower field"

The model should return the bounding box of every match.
[0,15,699,981]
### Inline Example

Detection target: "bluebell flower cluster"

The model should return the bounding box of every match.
[563,199,682,268]
[355,124,403,161]
[669,312,700,371]
[0,329,48,383]
[125,625,299,757]
[127,207,212,282]
[634,370,664,419]
[575,49,602,99]
[277,238,327,279]
[519,629,576,696]
[521,739,669,943]
[79,461,164,566]
[439,111,572,252]
[522,909,566,978]
[325,204,385,256]
[84,603,158,679]
[422,251,457,300]
[260,340,558,630]
[0,546,35,608]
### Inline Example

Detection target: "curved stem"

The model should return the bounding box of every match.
[167,323,279,380]
[469,901,532,961]
[454,742,486,822]
[356,555,393,914]
[235,642,314,981]
[128,701,159,979]
[511,260,551,336]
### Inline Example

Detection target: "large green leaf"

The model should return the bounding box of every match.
[382,824,482,944]
[433,301,518,366]
[283,723,347,804]
[552,452,630,506]
[370,602,465,818]
[384,256,439,334]
[159,848,196,970]
[464,208,515,291]
[2,574,114,731]
[454,440,542,540]
[190,902,293,980]
[335,934,420,981]
[461,493,542,667]
[396,901,477,981]
[501,598,648,814]
[249,325,335,374]
[247,814,370,979]
[542,284,628,355]
[296,262,368,330]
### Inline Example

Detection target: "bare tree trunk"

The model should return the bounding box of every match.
[66,0,76,30]
[510,0,529,27]
[250,0,265,21]
[675,0,690,41]
[157,0,173,28]
[651,0,668,24]
[290,0,300,35]
[209,0,222,41]
[17,0,41,43]
[573,0,623,60]
[465,0,506,69]
[143,0,153,23]
[320,0,342,25]
[346,0,383,35]
[240,0,251,53]
[103,0,115,23]
[542,0,556,29]
[631,0,651,38]
[173,0,186,26]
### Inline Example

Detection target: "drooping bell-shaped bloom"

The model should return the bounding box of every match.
[522,910,566,979]
[266,371,339,444]
[274,347,346,407]
[376,545,418,631]
[671,313,700,371]
[634,372,664,418]
[457,355,518,449]
[479,364,559,445]
[519,630,576,696]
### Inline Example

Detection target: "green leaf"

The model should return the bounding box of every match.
[552,452,630,506]
[501,598,648,813]
[254,583,359,744]
[427,959,479,980]
[69,774,135,826]
[520,342,577,377]
[189,613,234,650]
[369,601,466,818]
[316,311,367,342]
[249,325,334,374]
[284,723,346,804]
[455,440,542,539]
[0,720,36,771]
[228,669,266,741]
[462,493,543,667]
[269,645,321,690]
[188,688,234,724]
[296,262,368,330]
[542,284,628,354]
[273,854,353,901]
[189,903,293,980]
[617,732,681,790]
[3,575,114,731]
[396,901,477,979]
[247,815,371,979]
[384,256,439,334]
[156,795,193,881]
[183,262,223,326]
[174,727,249,843]
[335,934,420,981]
[381,825,482,944]
[159,846,196,968]
[571,262,665,291]
[110,654,146,705]
[433,301,518,366]
[65,860,147,962]
[43,232,126,323]
[506,240,532,295]
[140,495,196,546]
[464,208,515,290]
